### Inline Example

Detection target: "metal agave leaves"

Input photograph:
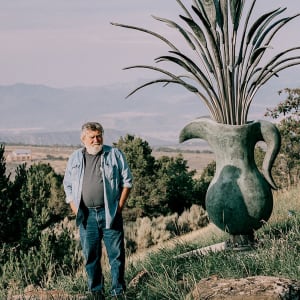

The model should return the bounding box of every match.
[112,0,300,125]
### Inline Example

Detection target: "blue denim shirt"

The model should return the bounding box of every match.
[63,145,133,228]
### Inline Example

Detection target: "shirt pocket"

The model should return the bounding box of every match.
[104,164,119,181]
[71,163,81,180]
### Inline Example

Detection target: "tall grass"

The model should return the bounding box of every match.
[124,185,300,299]
[1,185,299,299]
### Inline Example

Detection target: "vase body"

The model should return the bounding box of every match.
[180,118,281,235]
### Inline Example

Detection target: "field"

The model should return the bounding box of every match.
[4,144,215,177]
[4,145,77,176]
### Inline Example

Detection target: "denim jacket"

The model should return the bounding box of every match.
[63,145,133,228]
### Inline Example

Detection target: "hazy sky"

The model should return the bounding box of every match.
[1,0,300,88]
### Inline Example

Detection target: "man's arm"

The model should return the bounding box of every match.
[63,154,78,215]
[117,187,131,213]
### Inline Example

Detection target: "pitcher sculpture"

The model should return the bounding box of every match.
[180,117,281,246]
[113,1,300,246]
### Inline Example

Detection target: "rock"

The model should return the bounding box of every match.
[10,285,87,300]
[186,275,300,300]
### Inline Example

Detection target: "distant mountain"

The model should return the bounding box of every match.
[0,84,201,141]
[0,74,298,146]
[0,82,207,146]
[0,128,176,147]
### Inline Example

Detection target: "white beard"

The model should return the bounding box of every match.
[86,144,103,155]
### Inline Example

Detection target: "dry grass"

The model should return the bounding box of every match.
[128,223,225,265]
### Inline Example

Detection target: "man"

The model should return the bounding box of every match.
[63,122,133,299]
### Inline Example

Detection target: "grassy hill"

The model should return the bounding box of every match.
[1,143,299,299]
[122,185,300,299]
[3,185,299,299]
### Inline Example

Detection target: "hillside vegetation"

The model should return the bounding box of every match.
[2,185,299,299]
[122,186,300,299]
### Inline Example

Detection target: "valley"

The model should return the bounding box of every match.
[4,144,215,177]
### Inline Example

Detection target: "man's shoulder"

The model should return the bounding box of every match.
[103,144,112,152]
[103,145,124,158]
[69,148,84,159]
[103,144,120,153]
[72,147,84,154]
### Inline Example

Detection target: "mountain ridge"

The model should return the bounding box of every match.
[1,75,298,146]
[0,128,177,147]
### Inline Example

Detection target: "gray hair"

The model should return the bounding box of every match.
[81,122,104,139]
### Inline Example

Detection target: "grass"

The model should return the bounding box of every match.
[1,185,299,299]
[123,185,300,299]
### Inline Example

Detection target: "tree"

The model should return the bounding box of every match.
[154,155,196,215]
[0,157,80,287]
[17,163,67,248]
[0,160,68,247]
[115,135,201,218]
[115,134,157,218]
[265,88,300,188]
[0,144,15,243]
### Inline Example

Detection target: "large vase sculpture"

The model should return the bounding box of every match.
[180,117,281,246]
[113,0,299,247]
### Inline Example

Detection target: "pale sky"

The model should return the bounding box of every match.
[1,0,300,88]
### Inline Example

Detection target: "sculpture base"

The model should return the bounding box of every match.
[225,234,257,251]
[174,235,258,259]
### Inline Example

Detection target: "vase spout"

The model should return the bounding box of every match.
[179,117,212,143]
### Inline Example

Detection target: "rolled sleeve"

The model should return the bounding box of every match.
[117,149,133,188]
[63,163,73,203]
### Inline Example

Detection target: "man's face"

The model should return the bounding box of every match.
[81,129,103,155]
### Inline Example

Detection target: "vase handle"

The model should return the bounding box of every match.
[258,120,281,190]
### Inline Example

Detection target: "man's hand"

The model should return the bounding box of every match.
[70,201,78,215]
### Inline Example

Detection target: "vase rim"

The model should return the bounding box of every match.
[210,119,257,128]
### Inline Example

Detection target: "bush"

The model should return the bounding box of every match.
[0,219,82,296]
[177,205,209,233]
[124,205,208,253]
[136,217,153,249]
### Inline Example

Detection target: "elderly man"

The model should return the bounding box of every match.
[63,122,133,300]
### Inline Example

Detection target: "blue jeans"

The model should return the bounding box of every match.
[79,207,126,295]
